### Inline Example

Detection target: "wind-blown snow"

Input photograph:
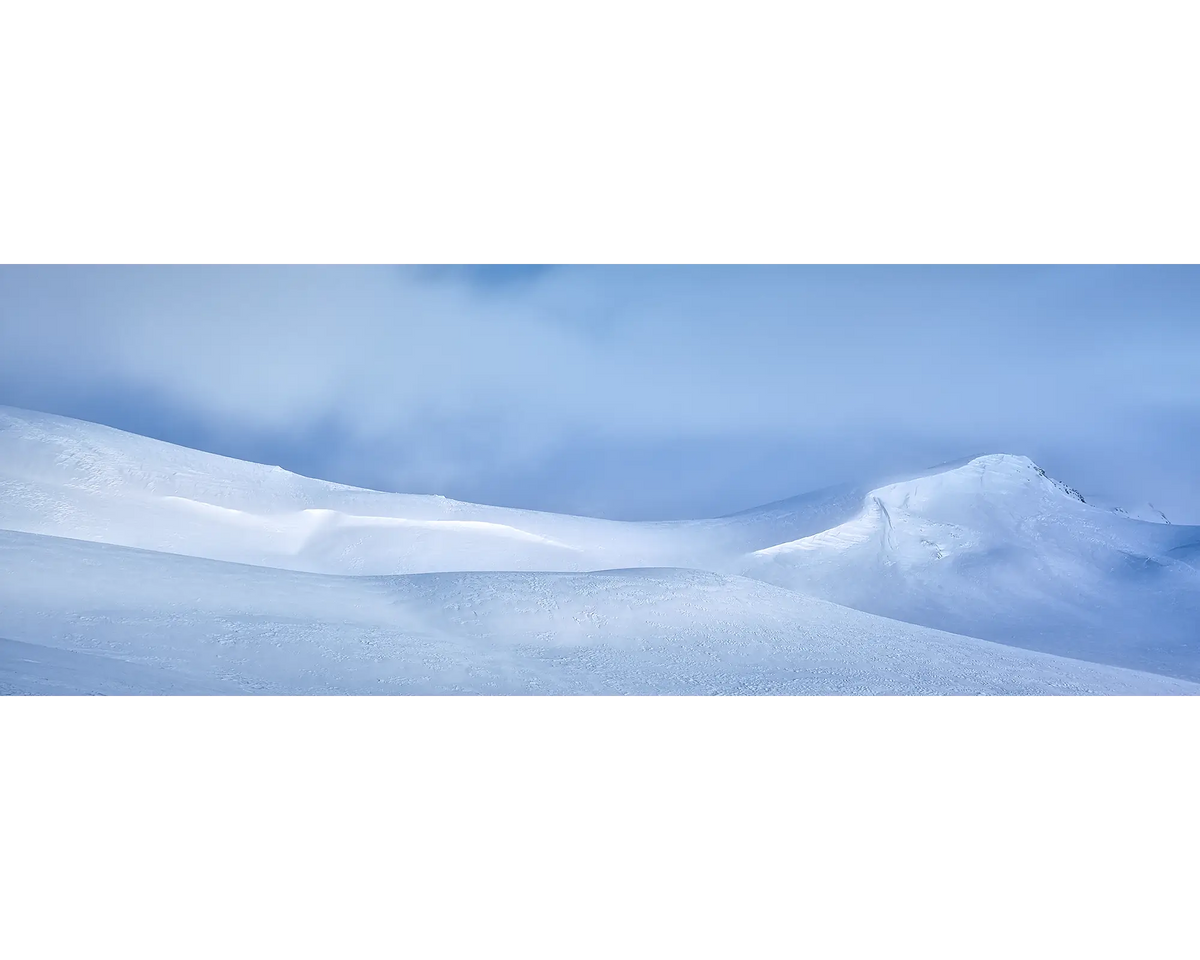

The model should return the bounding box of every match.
[743,454,1200,680]
[1,406,1197,693]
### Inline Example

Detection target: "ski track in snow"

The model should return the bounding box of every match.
[1,406,1197,694]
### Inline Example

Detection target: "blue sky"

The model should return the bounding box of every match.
[1,265,1197,520]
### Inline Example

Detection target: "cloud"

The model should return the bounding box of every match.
[1,265,1198,519]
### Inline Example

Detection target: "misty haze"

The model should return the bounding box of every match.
[2,266,1197,694]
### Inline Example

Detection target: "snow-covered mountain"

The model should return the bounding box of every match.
[1,405,1197,693]
[742,454,1200,679]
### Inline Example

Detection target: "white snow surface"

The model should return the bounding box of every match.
[743,455,1200,680]
[1,406,1197,694]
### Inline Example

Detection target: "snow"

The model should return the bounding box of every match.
[1091,499,1172,524]
[1,406,1198,694]
[1,529,1194,695]
[0,406,694,574]
[743,454,1200,680]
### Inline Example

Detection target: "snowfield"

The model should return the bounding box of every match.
[1,406,1197,694]
[742,455,1200,680]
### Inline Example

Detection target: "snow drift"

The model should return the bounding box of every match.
[1,406,1197,692]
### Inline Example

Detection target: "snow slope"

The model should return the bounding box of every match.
[0,405,919,573]
[743,455,1200,680]
[0,405,709,573]
[2,406,1198,692]
[1099,501,1173,524]
[2,529,1193,695]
